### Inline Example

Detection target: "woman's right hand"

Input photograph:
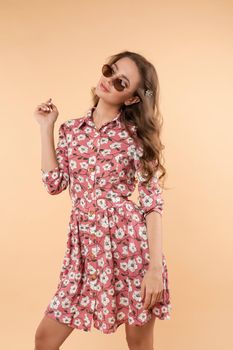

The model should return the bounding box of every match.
[34,98,59,126]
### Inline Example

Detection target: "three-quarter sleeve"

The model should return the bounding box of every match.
[134,149,164,218]
[41,122,69,195]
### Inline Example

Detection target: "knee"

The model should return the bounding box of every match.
[126,331,145,349]
[126,327,154,350]
[34,327,55,350]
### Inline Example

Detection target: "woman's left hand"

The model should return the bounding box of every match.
[140,266,164,310]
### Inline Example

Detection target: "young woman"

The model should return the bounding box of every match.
[34,50,172,350]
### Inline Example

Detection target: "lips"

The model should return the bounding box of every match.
[100,82,110,92]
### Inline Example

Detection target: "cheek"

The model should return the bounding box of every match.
[109,88,132,103]
[108,93,126,104]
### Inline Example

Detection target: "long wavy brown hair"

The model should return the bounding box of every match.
[90,50,167,188]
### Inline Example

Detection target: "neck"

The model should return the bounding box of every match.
[93,99,121,123]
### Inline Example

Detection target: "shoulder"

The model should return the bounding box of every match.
[59,116,85,132]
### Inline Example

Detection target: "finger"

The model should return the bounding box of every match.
[143,292,152,310]
[148,294,157,309]
[140,283,145,301]
[45,103,53,110]
[37,105,47,111]
[48,102,55,108]
[159,290,164,302]
[155,290,163,302]
[146,289,157,309]
[46,102,56,111]
[43,102,53,108]
[39,103,51,112]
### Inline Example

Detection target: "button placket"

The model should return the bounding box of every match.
[88,137,99,299]
[84,126,102,317]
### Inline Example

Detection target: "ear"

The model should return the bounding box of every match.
[124,95,141,106]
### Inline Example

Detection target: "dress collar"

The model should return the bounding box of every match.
[76,106,122,130]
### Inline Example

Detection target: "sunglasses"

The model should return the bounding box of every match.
[101,64,129,92]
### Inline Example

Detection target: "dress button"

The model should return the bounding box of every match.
[89,167,95,172]
[88,252,95,259]
[90,273,97,280]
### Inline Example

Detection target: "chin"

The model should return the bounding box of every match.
[96,85,110,99]
[95,83,103,94]
[93,84,101,96]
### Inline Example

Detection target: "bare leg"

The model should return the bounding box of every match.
[34,314,74,350]
[125,314,156,350]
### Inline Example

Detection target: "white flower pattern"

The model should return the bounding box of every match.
[40,106,172,334]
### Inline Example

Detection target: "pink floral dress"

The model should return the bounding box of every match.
[41,106,172,334]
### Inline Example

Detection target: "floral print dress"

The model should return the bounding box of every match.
[41,106,172,334]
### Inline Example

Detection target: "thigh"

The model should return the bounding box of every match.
[34,314,74,349]
[125,314,156,348]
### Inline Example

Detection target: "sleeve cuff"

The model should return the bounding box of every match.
[144,208,163,218]
[41,166,60,181]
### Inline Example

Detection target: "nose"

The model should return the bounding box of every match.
[105,70,116,85]
[104,78,112,90]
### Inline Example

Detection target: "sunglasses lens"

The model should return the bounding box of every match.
[113,79,124,91]
[102,64,113,77]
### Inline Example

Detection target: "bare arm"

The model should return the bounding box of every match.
[145,211,163,271]
[133,153,164,270]
[40,123,58,172]
[34,98,69,195]
[134,155,166,308]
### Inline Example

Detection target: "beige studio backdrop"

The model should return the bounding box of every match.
[0,0,232,349]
